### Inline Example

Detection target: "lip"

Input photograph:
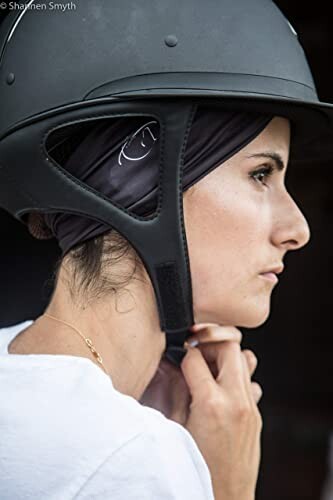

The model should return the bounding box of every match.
[259,272,279,283]
[261,265,284,275]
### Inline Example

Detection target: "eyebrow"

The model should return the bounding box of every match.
[245,151,285,171]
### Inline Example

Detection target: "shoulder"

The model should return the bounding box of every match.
[0,339,214,498]
[0,348,203,463]
[74,423,214,500]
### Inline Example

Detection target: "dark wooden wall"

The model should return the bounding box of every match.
[1,2,332,499]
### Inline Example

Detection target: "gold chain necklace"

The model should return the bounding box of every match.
[43,313,109,376]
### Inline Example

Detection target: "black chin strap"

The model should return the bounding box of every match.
[164,329,192,366]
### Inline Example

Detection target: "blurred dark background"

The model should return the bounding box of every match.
[1,2,332,499]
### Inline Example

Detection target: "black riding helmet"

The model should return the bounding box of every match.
[0,0,332,365]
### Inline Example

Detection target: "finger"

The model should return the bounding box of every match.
[195,339,242,375]
[242,349,258,377]
[185,326,244,383]
[181,346,216,398]
[184,340,252,402]
[251,382,263,404]
[189,322,219,333]
[212,341,249,394]
[185,325,242,347]
[239,350,257,404]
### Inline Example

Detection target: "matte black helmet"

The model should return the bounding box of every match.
[0,0,332,365]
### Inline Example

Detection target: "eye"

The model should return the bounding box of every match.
[249,164,274,187]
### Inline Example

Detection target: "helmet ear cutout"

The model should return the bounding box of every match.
[43,116,162,220]
[44,122,97,167]
[26,122,98,241]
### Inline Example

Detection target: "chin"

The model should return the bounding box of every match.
[237,304,271,328]
[195,311,270,329]
[238,315,269,329]
[194,289,272,327]
[197,302,271,328]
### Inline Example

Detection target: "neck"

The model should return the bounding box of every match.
[32,267,166,400]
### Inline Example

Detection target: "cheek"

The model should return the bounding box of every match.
[184,183,271,322]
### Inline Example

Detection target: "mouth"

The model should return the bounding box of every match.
[259,265,284,284]
[259,272,279,284]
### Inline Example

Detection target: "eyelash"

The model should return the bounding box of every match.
[249,164,274,186]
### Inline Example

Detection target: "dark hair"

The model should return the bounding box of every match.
[52,230,144,307]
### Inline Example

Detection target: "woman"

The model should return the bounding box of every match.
[0,110,309,499]
[0,0,330,498]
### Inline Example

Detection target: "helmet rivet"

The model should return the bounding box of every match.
[164,35,178,47]
[6,73,15,85]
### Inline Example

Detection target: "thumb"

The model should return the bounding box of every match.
[180,346,215,399]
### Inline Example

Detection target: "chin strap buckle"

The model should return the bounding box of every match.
[163,328,193,367]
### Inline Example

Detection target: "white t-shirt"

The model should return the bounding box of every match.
[0,320,214,500]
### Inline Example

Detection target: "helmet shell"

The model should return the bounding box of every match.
[0,0,325,139]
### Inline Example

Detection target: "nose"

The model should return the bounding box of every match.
[271,191,311,251]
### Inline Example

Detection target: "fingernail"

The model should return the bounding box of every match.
[185,338,199,348]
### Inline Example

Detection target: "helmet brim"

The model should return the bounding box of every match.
[103,91,333,163]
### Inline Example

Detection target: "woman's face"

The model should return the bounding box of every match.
[183,116,310,328]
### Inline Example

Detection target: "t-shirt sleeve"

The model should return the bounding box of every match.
[74,425,215,500]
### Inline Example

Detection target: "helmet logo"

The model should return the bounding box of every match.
[118,120,159,166]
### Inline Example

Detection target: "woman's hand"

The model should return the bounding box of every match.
[139,324,220,424]
[180,324,263,500]
[139,323,261,428]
